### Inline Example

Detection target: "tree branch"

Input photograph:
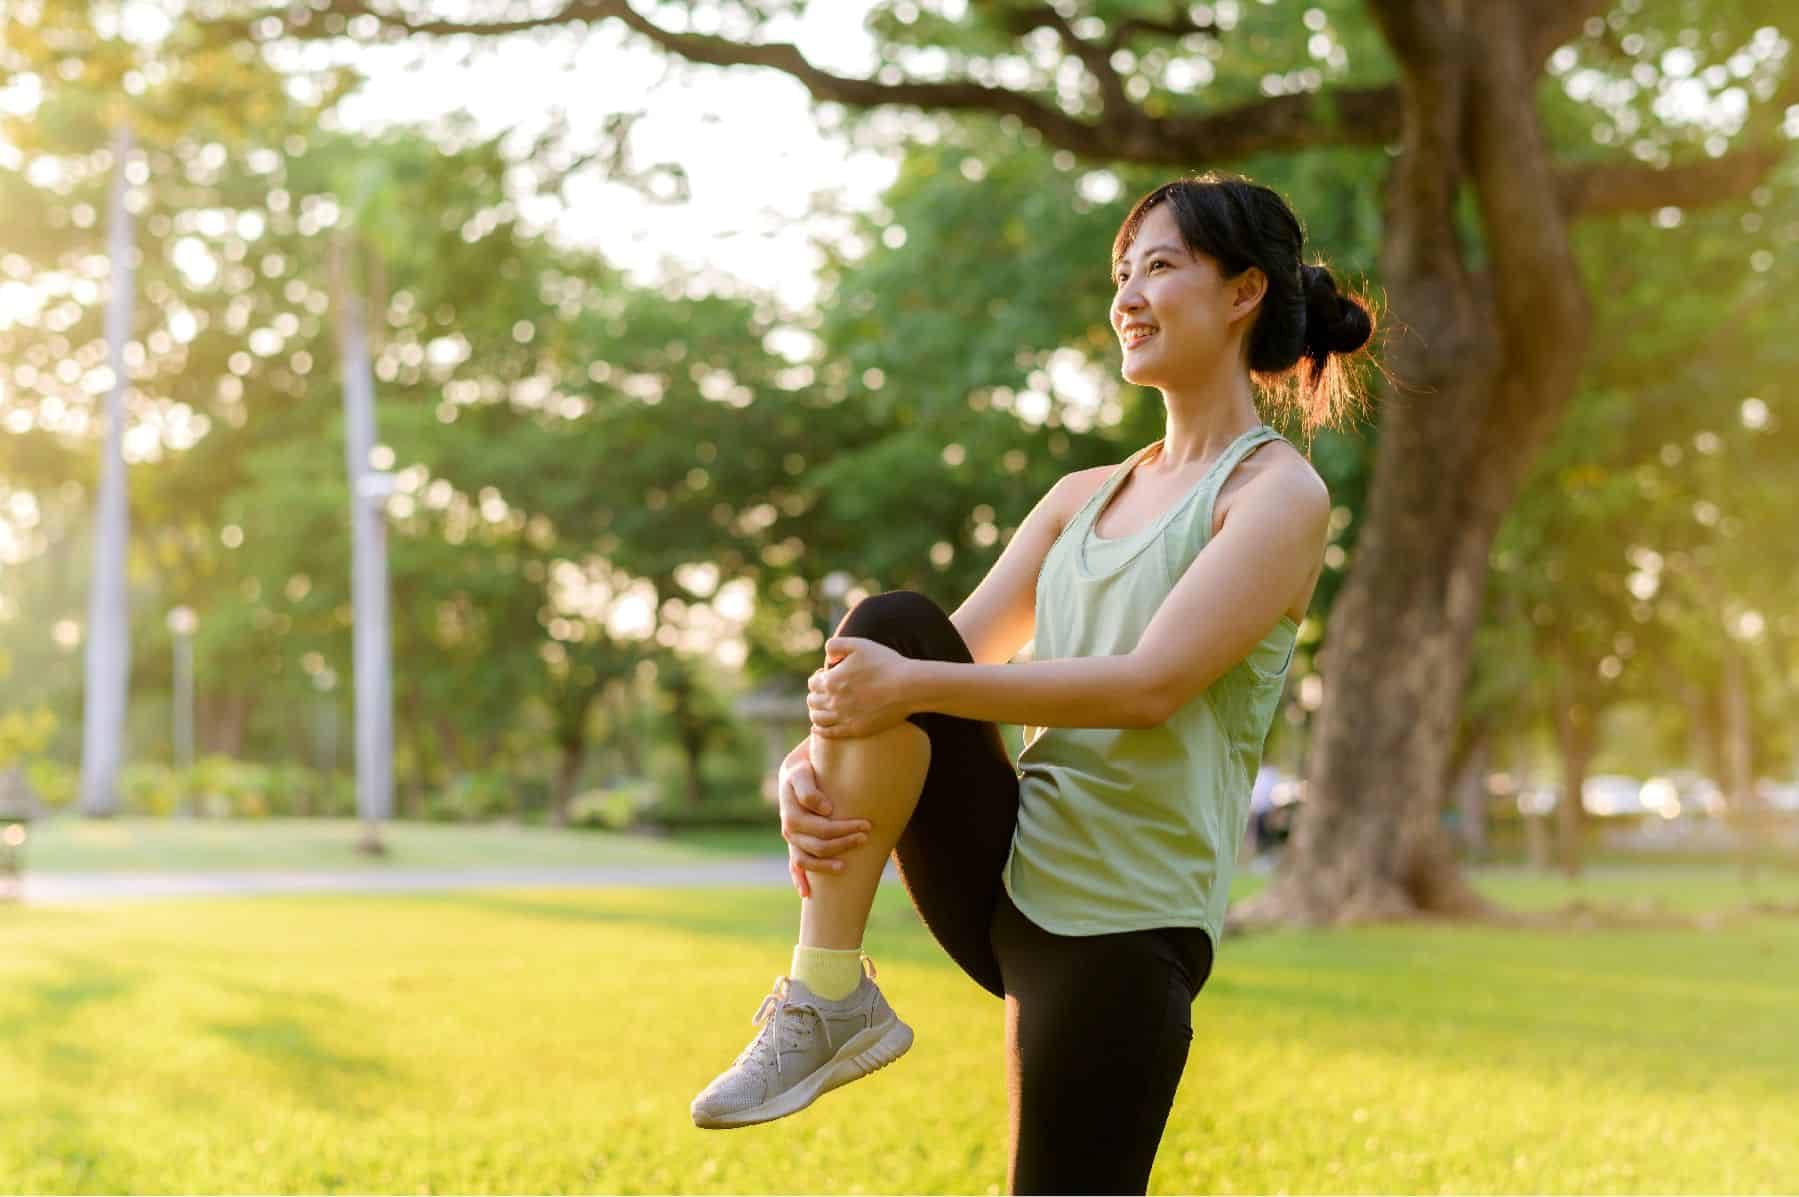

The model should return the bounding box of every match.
[1559,143,1788,218]
[1110,12,1217,49]
[1039,7,1132,120]
[279,0,1400,166]
[1525,0,1608,66]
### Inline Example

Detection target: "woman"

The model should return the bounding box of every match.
[691,173,1375,1194]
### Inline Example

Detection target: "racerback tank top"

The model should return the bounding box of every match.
[1003,423,1299,947]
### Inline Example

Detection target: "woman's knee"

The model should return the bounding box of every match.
[835,590,963,661]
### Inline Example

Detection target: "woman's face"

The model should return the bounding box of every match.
[1110,203,1262,388]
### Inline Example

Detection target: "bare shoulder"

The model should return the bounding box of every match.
[1215,440,1329,537]
[1049,460,1128,532]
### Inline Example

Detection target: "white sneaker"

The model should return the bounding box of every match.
[690,955,914,1130]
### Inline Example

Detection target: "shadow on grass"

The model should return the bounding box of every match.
[204,1012,392,1101]
[0,952,139,1042]
[416,886,950,968]
[425,886,1799,1105]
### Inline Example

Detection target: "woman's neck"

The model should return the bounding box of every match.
[1148,372,1262,474]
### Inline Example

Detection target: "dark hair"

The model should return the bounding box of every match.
[1111,172,1377,437]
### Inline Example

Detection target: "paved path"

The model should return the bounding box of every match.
[14,858,901,905]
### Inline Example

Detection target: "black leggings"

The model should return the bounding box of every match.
[834,589,1214,1196]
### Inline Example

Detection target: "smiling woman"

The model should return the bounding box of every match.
[692,172,1379,1196]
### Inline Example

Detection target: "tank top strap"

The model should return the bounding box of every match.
[1187,425,1287,550]
[1059,441,1159,553]
[1077,441,1158,527]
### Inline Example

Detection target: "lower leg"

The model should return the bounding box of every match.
[798,722,931,950]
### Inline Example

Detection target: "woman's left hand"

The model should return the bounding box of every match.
[807,637,917,739]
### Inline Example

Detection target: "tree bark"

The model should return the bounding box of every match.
[1231,4,1591,929]
[198,692,251,757]
[1719,639,1765,884]
[1450,727,1492,862]
[1552,672,1596,881]
[551,735,585,828]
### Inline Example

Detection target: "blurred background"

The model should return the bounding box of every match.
[2,0,1794,886]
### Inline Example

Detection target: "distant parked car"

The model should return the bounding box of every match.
[1582,775,1649,817]
[1249,766,1303,849]
[1757,779,1799,812]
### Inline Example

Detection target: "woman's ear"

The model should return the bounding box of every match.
[1237,266,1266,320]
[1230,266,1268,321]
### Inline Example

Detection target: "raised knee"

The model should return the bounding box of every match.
[838,589,948,643]
[812,719,930,773]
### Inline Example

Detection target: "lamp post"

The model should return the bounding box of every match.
[166,606,197,774]
[0,779,33,902]
[821,570,854,638]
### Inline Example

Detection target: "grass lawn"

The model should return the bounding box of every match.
[17,816,778,873]
[2,863,1796,1194]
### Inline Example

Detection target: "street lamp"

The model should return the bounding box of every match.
[166,605,197,781]
[821,571,854,638]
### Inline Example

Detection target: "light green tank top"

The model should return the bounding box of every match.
[1003,423,1299,947]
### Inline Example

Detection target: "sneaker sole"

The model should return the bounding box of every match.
[691,1017,914,1130]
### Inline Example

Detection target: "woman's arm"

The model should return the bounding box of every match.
[901,653,1162,731]
[948,472,1081,665]
[901,459,1328,732]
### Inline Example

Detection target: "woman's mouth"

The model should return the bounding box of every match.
[1123,327,1158,350]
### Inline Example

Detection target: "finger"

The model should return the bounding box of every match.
[793,779,832,816]
[790,830,869,858]
[790,812,873,839]
[790,850,848,874]
[790,860,810,899]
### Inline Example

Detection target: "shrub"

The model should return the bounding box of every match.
[425,771,517,822]
[567,781,659,831]
[24,759,76,810]
[633,791,779,832]
[119,763,180,816]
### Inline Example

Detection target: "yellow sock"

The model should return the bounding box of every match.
[791,944,864,1001]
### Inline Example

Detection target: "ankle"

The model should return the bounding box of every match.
[791,943,865,1001]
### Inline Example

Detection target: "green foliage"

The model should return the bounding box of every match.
[564,780,659,831]
[1476,147,1799,779]
[423,771,517,823]
[0,706,57,767]
[23,757,76,809]
[117,763,181,816]
[635,791,780,831]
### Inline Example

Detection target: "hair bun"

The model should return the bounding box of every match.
[1300,263,1373,364]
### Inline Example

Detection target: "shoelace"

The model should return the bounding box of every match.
[741,954,879,1078]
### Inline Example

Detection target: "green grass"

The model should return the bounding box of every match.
[3,865,1797,1193]
[16,816,778,873]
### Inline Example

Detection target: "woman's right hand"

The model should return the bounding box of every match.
[779,748,872,899]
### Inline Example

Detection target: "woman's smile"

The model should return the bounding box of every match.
[1122,324,1159,350]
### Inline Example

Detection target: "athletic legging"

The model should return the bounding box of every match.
[833,589,1214,1196]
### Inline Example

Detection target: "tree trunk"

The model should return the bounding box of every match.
[1230,6,1591,929]
[1552,675,1596,881]
[1719,639,1764,884]
[78,122,136,819]
[1451,728,1492,862]
[198,692,251,757]
[551,736,584,828]
[606,682,647,779]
